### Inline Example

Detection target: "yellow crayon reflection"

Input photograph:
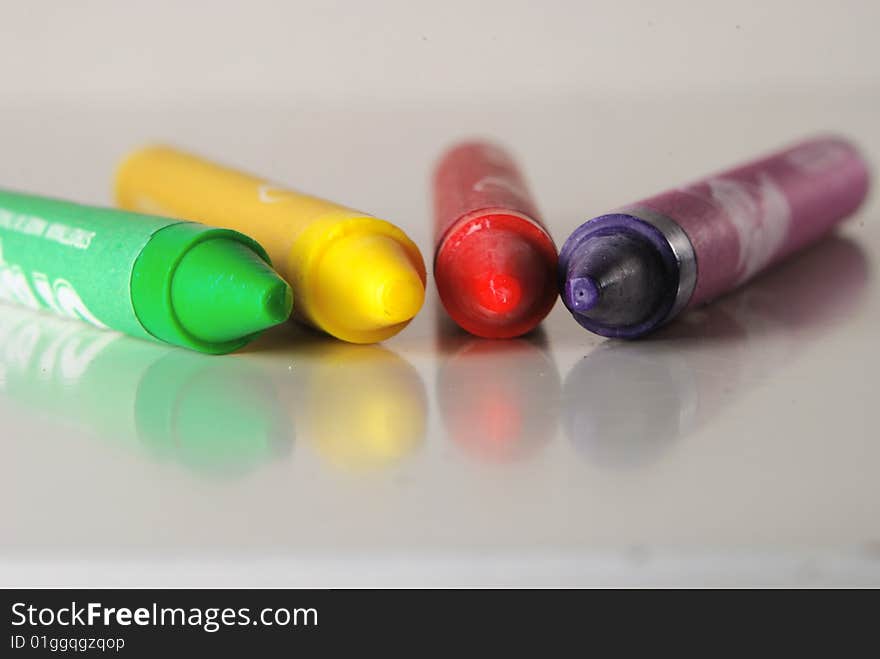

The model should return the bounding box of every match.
[276,339,427,471]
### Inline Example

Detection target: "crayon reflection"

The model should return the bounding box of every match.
[269,337,428,471]
[135,352,291,476]
[0,308,430,475]
[437,324,561,462]
[0,308,291,478]
[563,235,870,468]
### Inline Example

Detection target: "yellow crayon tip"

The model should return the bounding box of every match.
[313,232,426,343]
[379,276,425,324]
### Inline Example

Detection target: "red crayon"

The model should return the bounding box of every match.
[432,141,558,338]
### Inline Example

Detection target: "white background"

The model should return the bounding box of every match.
[1,1,877,99]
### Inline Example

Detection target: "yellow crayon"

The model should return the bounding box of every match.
[115,146,426,344]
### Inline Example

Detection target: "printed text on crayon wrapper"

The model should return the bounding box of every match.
[0,308,119,387]
[677,173,791,283]
[0,240,107,328]
[705,174,791,282]
[675,139,850,285]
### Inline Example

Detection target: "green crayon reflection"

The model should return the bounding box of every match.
[0,306,291,477]
[135,350,291,477]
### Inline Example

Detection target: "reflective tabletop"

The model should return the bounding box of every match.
[1,94,878,586]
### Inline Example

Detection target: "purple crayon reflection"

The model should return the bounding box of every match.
[560,135,870,338]
[563,235,870,467]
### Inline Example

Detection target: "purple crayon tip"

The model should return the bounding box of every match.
[564,276,599,313]
[558,214,682,338]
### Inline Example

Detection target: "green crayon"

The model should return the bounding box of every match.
[0,189,293,353]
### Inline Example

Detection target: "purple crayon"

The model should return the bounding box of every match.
[559,135,870,338]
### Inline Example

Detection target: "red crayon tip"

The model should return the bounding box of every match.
[435,213,557,338]
[475,272,522,313]
[433,141,559,339]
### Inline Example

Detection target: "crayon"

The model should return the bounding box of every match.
[0,190,292,353]
[433,142,558,338]
[115,146,427,344]
[559,135,870,338]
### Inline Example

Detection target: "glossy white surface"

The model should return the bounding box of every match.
[1,3,879,586]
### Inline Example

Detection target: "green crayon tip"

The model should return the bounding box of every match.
[131,223,293,354]
[0,186,289,354]
[171,239,293,343]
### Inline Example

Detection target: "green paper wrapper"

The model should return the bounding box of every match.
[0,189,179,338]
